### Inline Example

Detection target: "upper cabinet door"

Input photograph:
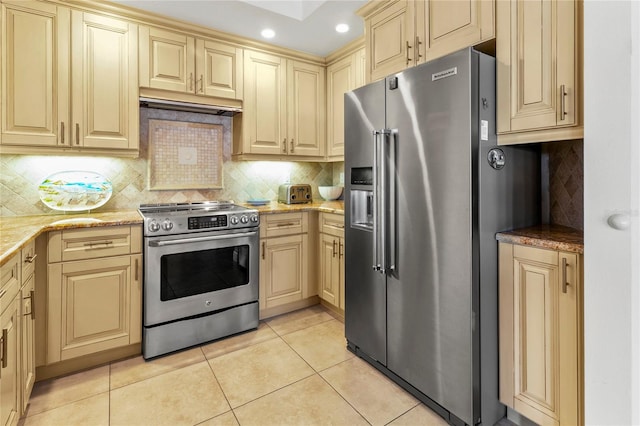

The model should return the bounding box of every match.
[71,11,138,150]
[243,50,287,155]
[327,55,356,158]
[1,1,70,147]
[496,0,581,144]
[366,0,414,82]
[196,39,243,100]
[418,0,495,63]
[287,60,325,157]
[139,26,195,93]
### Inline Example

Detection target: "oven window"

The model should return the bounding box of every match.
[160,245,250,301]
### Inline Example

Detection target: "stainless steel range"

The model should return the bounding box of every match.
[138,201,260,359]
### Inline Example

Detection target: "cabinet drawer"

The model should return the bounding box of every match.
[0,254,20,314]
[48,226,140,263]
[513,244,558,266]
[319,212,345,238]
[21,239,37,281]
[260,212,308,238]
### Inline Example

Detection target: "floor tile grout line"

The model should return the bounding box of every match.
[383,404,421,426]
[268,315,336,338]
[24,389,111,421]
[318,357,425,426]
[315,370,373,426]
[228,370,318,413]
[200,359,238,426]
[201,333,280,363]
[263,307,336,337]
[278,328,321,374]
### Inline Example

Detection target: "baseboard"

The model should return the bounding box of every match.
[259,296,320,320]
[319,299,344,322]
[36,343,141,382]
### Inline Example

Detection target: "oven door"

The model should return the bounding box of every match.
[143,228,259,327]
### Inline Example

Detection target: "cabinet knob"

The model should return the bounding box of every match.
[607,213,631,230]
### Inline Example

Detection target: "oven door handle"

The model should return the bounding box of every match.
[148,231,257,247]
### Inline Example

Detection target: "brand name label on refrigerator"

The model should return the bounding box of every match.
[432,67,457,81]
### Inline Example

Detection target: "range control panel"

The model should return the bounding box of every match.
[188,215,228,230]
[139,202,260,236]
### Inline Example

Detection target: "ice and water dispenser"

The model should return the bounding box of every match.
[350,167,373,231]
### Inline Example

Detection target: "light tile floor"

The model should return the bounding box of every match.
[20,305,448,426]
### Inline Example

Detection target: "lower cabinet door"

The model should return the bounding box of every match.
[47,255,136,363]
[20,276,35,414]
[0,297,19,426]
[338,237,345,311]
[319,233,340,307]
[501,243,581,426]
[260,234,307,309]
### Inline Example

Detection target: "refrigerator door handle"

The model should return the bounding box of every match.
[374,128,396,274]
[385,129,397,273]
[378,129,387,274]
[372,130,381,272]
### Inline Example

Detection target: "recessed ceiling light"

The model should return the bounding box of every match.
[261,28,275,39]
[335,24,349,33]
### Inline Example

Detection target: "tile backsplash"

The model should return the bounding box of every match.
[0,108,341,217]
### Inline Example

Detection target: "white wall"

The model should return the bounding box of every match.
[584,1,640,424]
[632,2,640,423]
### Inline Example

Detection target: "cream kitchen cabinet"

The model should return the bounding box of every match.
[359,0,495,83]
[318,213,345,313]
[0,255,20,426]
[139,26,243,101]
[499,243,582,426]
[259,213,314,318]
[361,0,414,83]
[0,1,67,149]
[234,50,325,158]
[1,1,139,155]
[496,0,582,144]
[326,47,366,160]
[46,226,142,364]
[414,0,495,64]
[19,241,36,416]
[0,240,38,425]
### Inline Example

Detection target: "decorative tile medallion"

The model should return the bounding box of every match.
[148,120,224,190]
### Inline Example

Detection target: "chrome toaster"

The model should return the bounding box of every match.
[278,184,312,204]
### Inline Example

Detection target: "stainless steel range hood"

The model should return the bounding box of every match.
[139,97,242,117]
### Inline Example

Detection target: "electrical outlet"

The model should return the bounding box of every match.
[339,172,344,184]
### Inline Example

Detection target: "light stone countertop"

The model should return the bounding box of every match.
[0,201,344,267]
[238,200,344,215]
[0,210,144,267]
[496,224,584,254]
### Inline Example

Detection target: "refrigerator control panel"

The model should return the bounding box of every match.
[351,167,373,185]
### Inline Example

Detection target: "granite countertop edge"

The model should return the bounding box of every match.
[0,210,144,267]
[496,224,584,254]
[238,200,344,215]
[0,201,344,267]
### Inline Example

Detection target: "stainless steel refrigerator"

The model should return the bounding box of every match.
[344,48,540,426]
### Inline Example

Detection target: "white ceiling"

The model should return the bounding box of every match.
[111,0,368,57]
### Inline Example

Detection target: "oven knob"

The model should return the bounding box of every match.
[161,220,174,231]
[250,214,259,223]
[240,215,249,224]
[148,220,160,232]
[230,216,239,225]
